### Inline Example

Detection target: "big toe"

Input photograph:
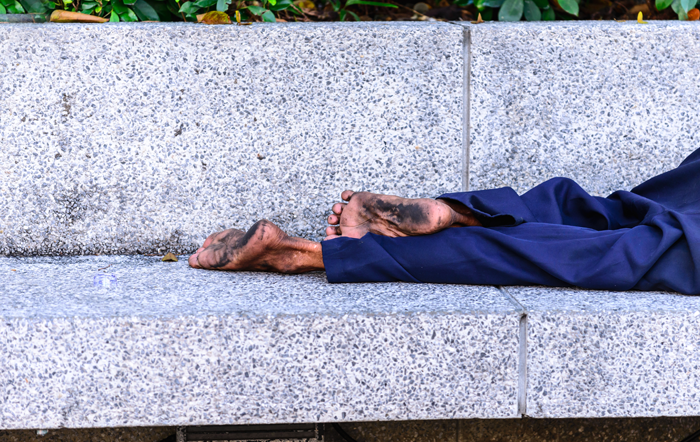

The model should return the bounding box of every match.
[188,252,202,269]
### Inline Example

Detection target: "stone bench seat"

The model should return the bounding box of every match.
[2,255,700,430]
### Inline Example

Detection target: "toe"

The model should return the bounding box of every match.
[188,252,202,269]
[202,230,225,249]
[325,226,341,237]
[332,202,346,215]
[328,214,340,225]
[341,190,355,201]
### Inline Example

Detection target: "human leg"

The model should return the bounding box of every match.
[322,213,699,295]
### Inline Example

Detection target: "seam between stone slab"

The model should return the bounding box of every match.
[462,25,471,191]
[499,286,528,417]
[449,21,470,192]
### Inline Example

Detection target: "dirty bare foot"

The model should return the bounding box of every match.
[189,220,324,273]
[325,191,481,240]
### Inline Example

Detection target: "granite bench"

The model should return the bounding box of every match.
[2,20,700,432]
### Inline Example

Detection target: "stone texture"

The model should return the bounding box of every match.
[463,22,700,196]
[0,22,463,255]
[506,286,700,418]
[0,256,520,429]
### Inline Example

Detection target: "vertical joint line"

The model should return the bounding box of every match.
[462,27,471,192]
[518,312,528,417]
[499,286,527,417]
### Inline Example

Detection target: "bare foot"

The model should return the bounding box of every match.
[189,220,324,273]
[325,190,481,240]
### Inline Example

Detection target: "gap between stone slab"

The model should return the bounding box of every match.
[462,26,471,192]
[499,286,528,418]
[447,22,471,192]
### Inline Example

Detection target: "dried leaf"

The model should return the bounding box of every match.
[198,10,232,24]
[235,9,241,22]
[637,11,648,23]
[50,10,108,22]
[689,7,700,20]
[471,12,484,23]
[162,252,179,262]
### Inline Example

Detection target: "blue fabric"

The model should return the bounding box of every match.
[322,148,700,294]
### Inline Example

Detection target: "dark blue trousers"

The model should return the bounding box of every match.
[322,148,700,295]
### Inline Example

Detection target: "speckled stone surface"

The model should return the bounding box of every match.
[0,23,463,255]
[506,286,700,418]
[0,256,521,429]
[462,22,700,196]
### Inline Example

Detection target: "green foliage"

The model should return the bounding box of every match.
[498,0,522,20]
[488,0,570,21]
[328,0,395,21]
[0,0,695,22]
[656,0,696,19]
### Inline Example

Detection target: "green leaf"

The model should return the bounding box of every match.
[482,0,504,7]
[345,0,398,7]
[338,8,346,19]
[329,0,339,11]
[656,0,673,9]
[531,0,547,7]
[261,8,275,20]
[124,0,137,5]
[120,6,138,19]
[216,0,230,10]
[0,3,5,12]
[269,0,292,11]
[112,0,128,13]
[523,0,540,19]
[81,1,97,7]
[498,0,523,20]
[245,4,265,13]
[18,0,48,13]
[7,0,25,12]
[541,4,554,18]
[346,9,359,19]
[680,0,696,12]
[674,0,688,18]
[194,0,216,6]
[557,0,578,14]
[268,0,276,5]
[474,0,485,9]
[178,0,199,12]
[133,0,160,19]
[110,9,119,20]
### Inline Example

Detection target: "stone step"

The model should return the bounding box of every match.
[3,256,699,428]
[0,256,521,429]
